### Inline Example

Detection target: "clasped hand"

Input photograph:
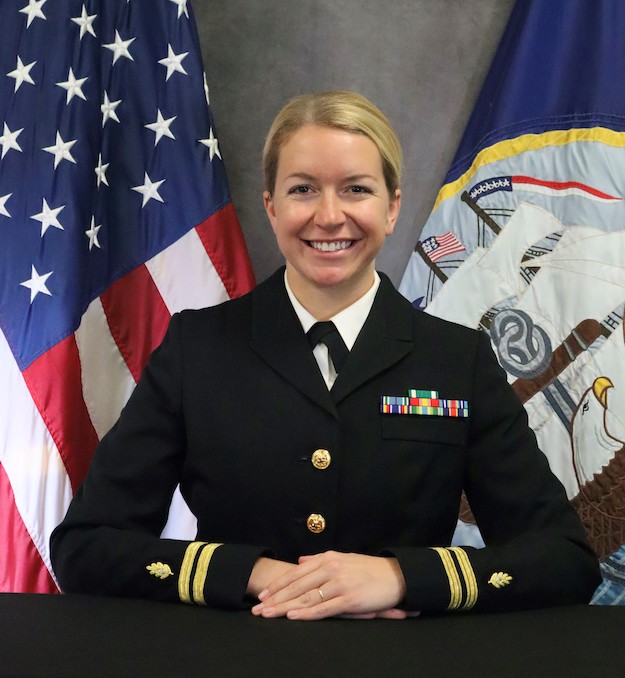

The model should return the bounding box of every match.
[250,551,414,620]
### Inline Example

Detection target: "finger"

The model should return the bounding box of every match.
[259,558,323,600]
[374,608,407,619]
[259,568,330,609]
[257,586,330,618]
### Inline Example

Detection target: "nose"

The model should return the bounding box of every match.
[314,191,346,230]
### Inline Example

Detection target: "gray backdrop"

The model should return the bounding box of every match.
[194,0,515,287]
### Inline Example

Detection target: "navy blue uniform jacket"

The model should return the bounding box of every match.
[50,268,600,611]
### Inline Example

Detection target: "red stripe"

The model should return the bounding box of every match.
[0,462,59,593]
[22,335,99,491]
[512,175,619,200]
[195,203,255,299]
[100,264,171,383]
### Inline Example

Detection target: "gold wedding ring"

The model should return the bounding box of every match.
[318,588,325,602]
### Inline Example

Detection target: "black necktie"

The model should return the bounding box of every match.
[307,321,349,373]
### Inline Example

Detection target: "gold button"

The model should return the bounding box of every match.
[311,449,331,470]
[306,513,326,534]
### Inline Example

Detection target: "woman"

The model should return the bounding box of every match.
[51,91,600,619]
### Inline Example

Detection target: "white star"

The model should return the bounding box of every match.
[145,109,176,146]
[0,193,12,217]
[42,132,77,169]
[7,56,36,92]
[158,44,188,81]
[31,198,65,236]
[131,172,166,207]
[101,91,121,126]
[0,123,24,158]
[95,154,109,187]
[199,128,222,161]
[20,265,53,303]
[86,216,102,250]
[71,4,97,40]
[56,67,88,104]
[169,0,189,19]
[19,0,46,28]
[103,30,136,65]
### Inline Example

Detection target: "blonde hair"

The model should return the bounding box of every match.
[262,91,402,195]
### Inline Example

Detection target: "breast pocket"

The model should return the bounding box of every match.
[381,416,468,447]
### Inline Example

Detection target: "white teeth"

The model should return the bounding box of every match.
[310,240,353,252]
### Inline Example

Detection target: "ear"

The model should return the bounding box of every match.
[263,190,279,233]
[385,188,401,236]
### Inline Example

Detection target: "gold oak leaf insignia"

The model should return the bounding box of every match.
[147,562,174,579]
[488,572,513,589]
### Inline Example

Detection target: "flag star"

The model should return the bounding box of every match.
[85,216,102,250]
[20,265,53,303]
[131,172,166,207]
[101,91,121,126]
[158,44,189,81]
[145,109,176,146]
[7,56,36,92]
[19,0,47,28]
[31,198,65,236]
[0,122,24,158]
[0,193,12,217]
[71,4,97,40]
[42,132,77,169]
[169,0,189,19]
[200,128,221,161]
[95,154,109,187]
[56,67,88,104]
[103,30,136,65]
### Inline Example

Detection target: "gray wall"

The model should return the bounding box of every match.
[194,0,515,287]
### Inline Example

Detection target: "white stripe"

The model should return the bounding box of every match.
[0,328,72,586]
[76,297,137,439]
[146,227,230,313]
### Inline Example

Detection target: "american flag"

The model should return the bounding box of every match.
[0,0,254,593]
[420,231,466,263]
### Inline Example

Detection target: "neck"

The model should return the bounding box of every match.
[285,266,376,320]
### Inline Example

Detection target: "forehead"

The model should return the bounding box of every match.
[276,124,383,178]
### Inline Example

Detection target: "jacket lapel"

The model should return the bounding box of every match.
[249,269,338,418]
[331,274,415,404]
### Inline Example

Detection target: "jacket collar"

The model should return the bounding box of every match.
[249,267,415,416]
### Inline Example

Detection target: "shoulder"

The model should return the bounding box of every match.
[377,271,484,349]
[171,267,286,339]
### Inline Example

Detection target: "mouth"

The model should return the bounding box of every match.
[306,240,354,252]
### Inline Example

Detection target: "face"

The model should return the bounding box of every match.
[264,124,401,306]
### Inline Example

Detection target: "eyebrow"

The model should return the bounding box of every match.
[284,172,379,182]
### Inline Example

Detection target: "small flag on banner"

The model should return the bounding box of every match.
[0,0,254,593]
[420,231,466,263]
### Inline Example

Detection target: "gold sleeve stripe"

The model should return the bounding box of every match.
[178,541,206,604]
[430,547,462,610]
[192,543,222,605]
[450,547,478,610]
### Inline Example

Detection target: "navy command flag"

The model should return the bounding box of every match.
[0,0,254,593]
[400,0,625,604]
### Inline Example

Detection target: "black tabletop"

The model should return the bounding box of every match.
[1,594,624,677]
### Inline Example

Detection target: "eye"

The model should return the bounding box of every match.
[288,185,312,195]
[348,185,373,194]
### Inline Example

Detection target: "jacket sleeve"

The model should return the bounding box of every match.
[386,332,601,612]
[50,313,270,609]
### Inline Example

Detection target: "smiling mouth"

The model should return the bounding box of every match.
[307,240,354,252]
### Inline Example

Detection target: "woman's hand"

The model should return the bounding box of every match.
[246,557,296,599]
[250,551,409,620]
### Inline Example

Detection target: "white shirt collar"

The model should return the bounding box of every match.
[284,270,381,350]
